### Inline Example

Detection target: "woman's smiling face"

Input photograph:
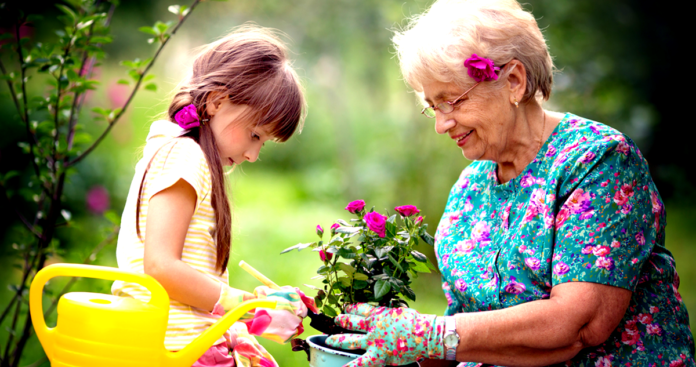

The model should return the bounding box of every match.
[421,78,513,162]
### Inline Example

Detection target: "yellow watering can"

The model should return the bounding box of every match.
[30,263,276,367]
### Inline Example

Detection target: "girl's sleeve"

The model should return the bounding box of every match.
[551,137,664,291]
[144,138,210,208]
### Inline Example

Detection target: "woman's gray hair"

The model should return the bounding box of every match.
[392,0,554,102]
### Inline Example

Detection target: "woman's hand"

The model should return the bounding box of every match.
[325,303,446,366]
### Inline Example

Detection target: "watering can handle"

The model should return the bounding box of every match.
[29,263,170,360]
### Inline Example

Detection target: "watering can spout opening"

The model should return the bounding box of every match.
[166,299,277,367]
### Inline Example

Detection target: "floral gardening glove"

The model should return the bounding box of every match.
[240,285,315,344]
[325,303,446,367]
[213,284,256,315]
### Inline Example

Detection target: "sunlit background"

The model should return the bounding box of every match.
[1,0,694,365]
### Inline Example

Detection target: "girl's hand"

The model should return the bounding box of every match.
[325,303,447,367]
[212,284,256,315]
[244,285,310,344]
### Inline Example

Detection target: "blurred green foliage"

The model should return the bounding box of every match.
[1,0,693,366]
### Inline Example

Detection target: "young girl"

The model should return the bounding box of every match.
[111,26,311,367]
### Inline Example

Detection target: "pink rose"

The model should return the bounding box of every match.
[414,216,424,226]
[364,211,387,238]
[345,200,365,214]
[395,205,420,217]
[174,104,201,129]
[464,54,500,82]
[319,249,333,262]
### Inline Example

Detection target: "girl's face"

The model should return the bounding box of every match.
[208,99,273,166]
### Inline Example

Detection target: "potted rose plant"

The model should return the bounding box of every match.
[281,200,436,366]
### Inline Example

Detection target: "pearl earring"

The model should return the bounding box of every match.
[513,97,519,108]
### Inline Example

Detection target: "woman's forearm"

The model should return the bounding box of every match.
[453,282,631,365]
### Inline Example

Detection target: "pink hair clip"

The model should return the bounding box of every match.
[174,104,204,129]
[464,54,501,82]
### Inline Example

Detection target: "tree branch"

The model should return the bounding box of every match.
[67,0,202,167]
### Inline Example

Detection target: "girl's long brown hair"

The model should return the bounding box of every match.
[137,25,306,274]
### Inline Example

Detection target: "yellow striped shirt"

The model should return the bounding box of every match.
[112,121,227,351]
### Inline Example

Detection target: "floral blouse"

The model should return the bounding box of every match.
[434,113,695,366]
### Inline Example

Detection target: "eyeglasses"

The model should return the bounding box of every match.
[421,82,481,118]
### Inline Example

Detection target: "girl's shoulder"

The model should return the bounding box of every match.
[148,137,209,176]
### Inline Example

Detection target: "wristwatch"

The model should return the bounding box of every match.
[443,316,460,361]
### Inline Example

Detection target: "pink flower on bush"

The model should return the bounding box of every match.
[414,216,424,226]
[364,211,387,238]
[345,200,365,214]
[464,54,500,82]
[86,186,110,214]
[316,225,324,237]
[395,205,420,217]
[319,250,333,262]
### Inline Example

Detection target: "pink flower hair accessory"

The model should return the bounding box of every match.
[464,54,501,82]
[174,104,205,129]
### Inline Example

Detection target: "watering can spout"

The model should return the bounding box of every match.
[165,299,277,367]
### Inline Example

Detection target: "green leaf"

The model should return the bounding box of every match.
[353,273,369,281]
[353,280,368,289]
[337,247,357,259]
[104,210,121,225]
[315,296,323,308]
[374,279,391,299]
[410,260,431,274]
[139,26,158,36]
[338,262,355,276]
[154,21,171,34]
[90,36,112,44]
[420,231,435,246]
[338,276,351,287]
[322,305,338,317]
[144,83,157,92]
[168,5,182,15]
[55,4,77,22]
[411,250,428,262]
[335,226,361,235]
[387,253,404,272]
[280,242,315,254]
[387,214,397,223]
[402,286,416,301]
[374,246,393,260]
[117,79,130,85]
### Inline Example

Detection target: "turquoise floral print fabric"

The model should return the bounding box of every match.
[435,114,694,366]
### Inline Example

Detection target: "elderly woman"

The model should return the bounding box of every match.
[326,0,695,366]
